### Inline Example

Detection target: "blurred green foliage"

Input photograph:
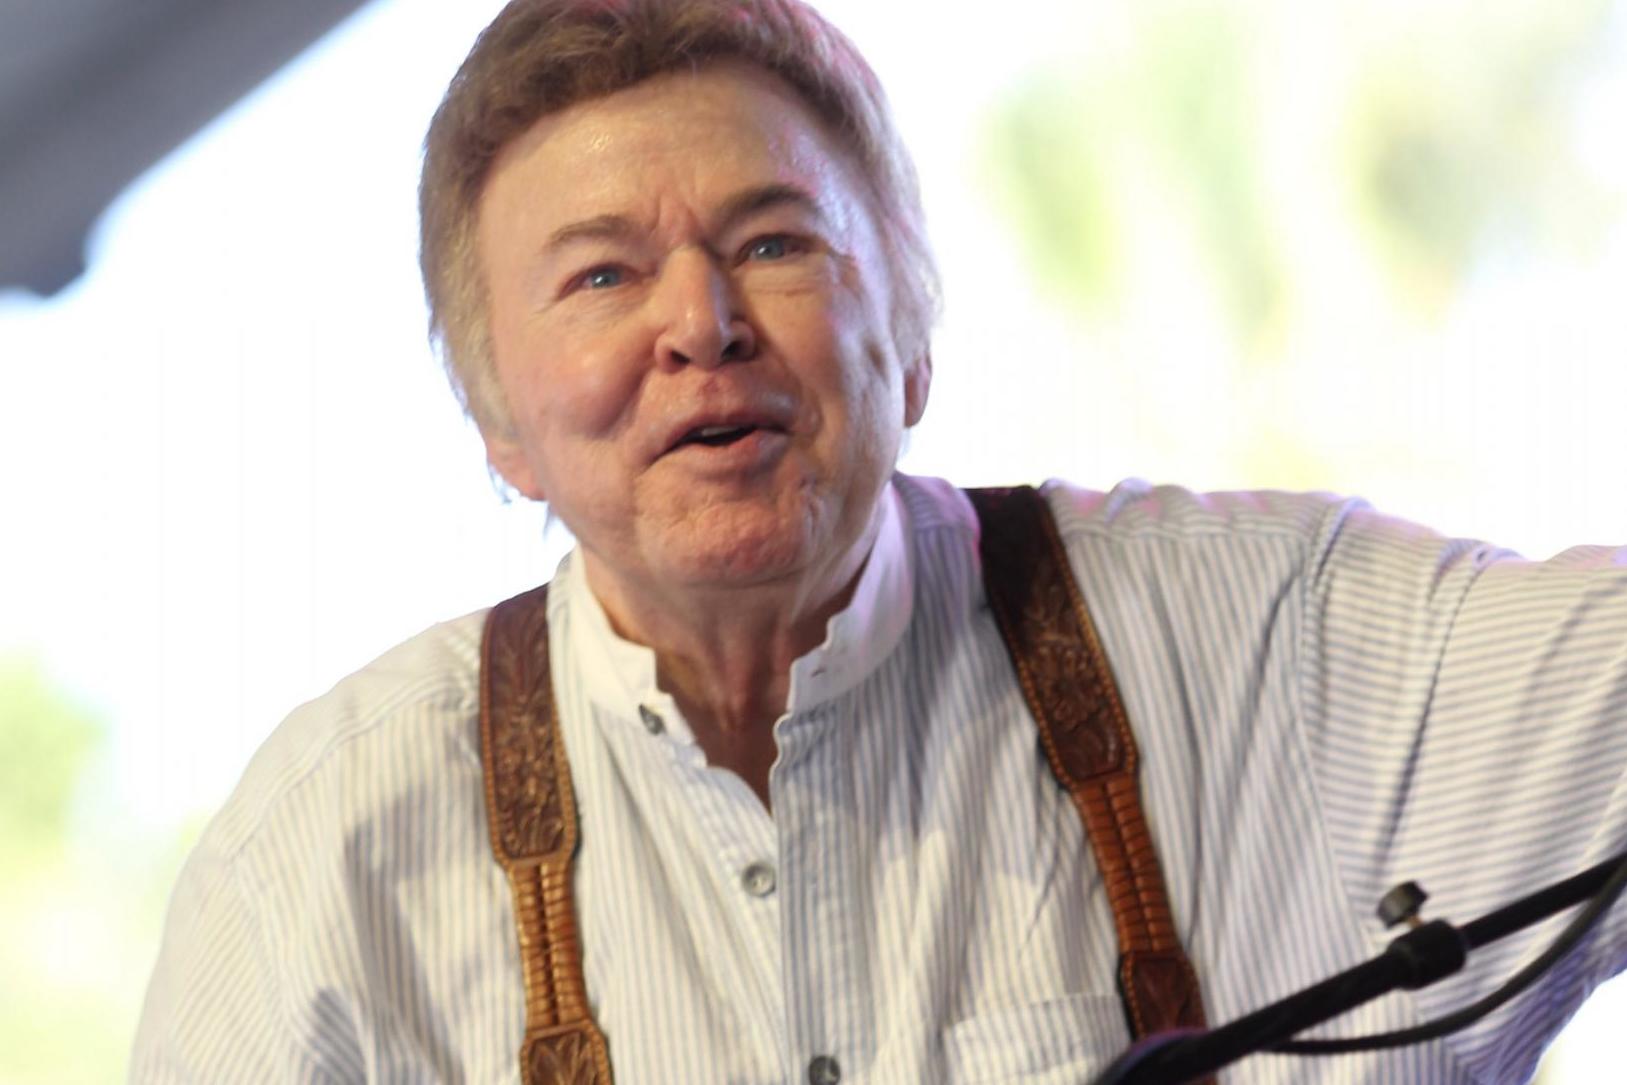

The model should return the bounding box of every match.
[987,0,1616,344]
[0,657,192,1084]
[989,74,1123,309]
[985,2,1284,347]
[1138,5,1283,343]
[1348,0,1616,300]
[0,658,103,864]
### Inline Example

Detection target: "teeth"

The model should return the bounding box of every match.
[695,425,742,438]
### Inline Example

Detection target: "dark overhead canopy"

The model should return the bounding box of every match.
[0,0,372,297]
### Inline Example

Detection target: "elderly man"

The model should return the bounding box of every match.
[132,1,1627,1082]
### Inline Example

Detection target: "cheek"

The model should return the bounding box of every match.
[548,353,642,435]
[500,318,649,439]
[802,316,905,469]
[828,287,905,410]
[828,244,904,380]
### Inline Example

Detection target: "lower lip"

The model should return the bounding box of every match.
[663,429,789,475]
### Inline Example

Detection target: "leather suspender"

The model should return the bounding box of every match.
[480,584,611,1085]
[966,486,1209,1045]
[479,486,1208,1084]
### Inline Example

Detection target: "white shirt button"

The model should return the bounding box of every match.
[740,861,776,897]
[637,705,665,735]
[807,1054,841,1084]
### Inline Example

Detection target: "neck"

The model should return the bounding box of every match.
[583,510,881,738]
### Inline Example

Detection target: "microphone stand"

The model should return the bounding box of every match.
[1093,849,1627,1085]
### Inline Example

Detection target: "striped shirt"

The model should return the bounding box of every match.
[131,474,1627,1084]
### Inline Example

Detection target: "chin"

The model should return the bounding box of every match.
[654,494,828,587]
[669,524,813,586]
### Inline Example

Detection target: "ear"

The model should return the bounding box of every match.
[482,430,548,502]
[903,351,933,427]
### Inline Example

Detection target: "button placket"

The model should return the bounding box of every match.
[777,703,872,1083]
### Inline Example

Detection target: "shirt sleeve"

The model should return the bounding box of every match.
[128,836,355,1083]
[1297,502,1627,1080]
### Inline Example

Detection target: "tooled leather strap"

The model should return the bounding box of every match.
[478,492,1204,1077]
[480,584,613,1085]
[968,486,1210,1050]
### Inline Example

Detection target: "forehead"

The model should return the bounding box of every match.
[478,62,871,240]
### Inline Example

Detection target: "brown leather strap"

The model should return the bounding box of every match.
[480,584,613,1085]
[968,485,1210,1047]
[479,488,1208,1079]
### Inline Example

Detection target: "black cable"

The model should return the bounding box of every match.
[1272,849,1627,1055]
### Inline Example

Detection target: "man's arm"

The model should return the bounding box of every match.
[1299,505,1627,1080]
[130,850,356,1083]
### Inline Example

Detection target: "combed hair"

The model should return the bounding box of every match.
[419,0,940,434]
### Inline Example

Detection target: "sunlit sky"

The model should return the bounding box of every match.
[0,0,1623,1075]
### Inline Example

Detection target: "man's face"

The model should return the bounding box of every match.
[477,63,930,602]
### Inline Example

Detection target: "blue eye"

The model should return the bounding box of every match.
[582,266,624,290]
[746,236,792,261]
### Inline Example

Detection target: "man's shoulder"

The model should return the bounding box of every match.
[200,609,491,863]
[892,471,1360,551]
[1041,478,1357,546]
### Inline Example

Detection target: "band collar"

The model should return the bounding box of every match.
[560,480,915,735]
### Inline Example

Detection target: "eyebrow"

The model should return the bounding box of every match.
[544,213,640,252]
[711,183,828,234]
[541,183,829,254]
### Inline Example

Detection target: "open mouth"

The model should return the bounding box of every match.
[676,423,769,449]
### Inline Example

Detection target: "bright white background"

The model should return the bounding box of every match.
[0,0,1621,1078]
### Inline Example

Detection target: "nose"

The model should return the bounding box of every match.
[651,250,757,369]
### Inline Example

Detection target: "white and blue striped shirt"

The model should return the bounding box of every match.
[132,474,1627,1083]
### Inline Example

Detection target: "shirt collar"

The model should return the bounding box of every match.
[558,479,915,732]
[785,483,913,712]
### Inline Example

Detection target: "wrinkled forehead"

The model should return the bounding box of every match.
[477,62,882,255]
